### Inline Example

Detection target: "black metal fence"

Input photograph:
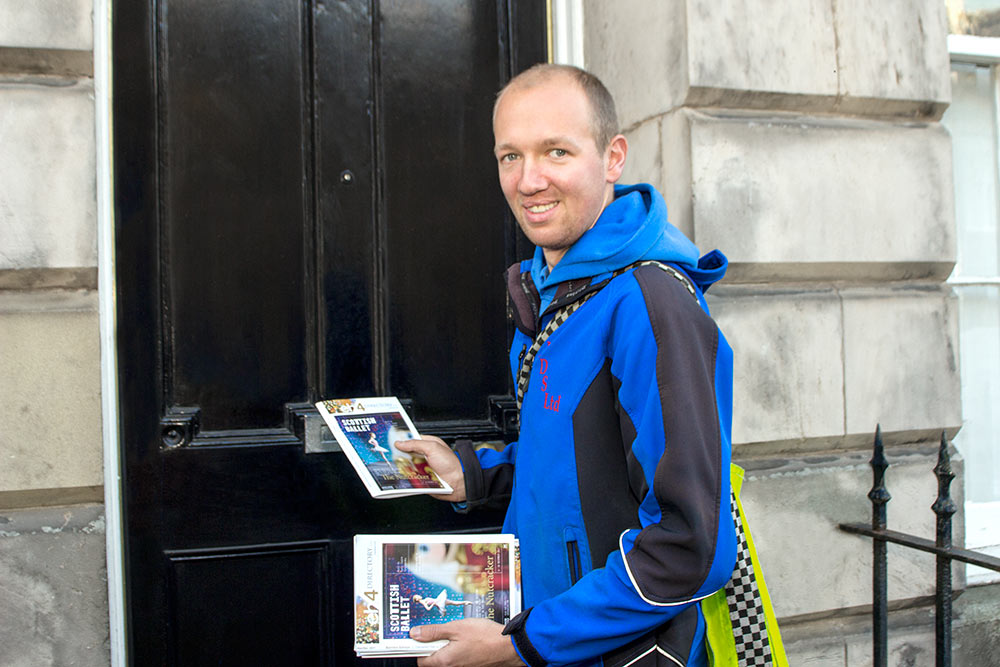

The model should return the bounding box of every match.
[839,426,1000,667]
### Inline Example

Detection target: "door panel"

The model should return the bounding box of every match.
[113,0,545,664]
[167,542,332,665]
[161,0,310,430]
[316,0,379,400]
[378,0,512,420]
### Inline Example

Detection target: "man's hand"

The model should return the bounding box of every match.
[411,619,523,667]
[394,436,467,503]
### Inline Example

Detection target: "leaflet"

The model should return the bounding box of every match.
[353,533,521,658]
[315,396,452,498]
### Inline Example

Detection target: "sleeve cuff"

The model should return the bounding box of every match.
[503,608,546,667]
[453,439,486,511]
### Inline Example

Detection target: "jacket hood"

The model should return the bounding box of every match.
[529,183,727,298]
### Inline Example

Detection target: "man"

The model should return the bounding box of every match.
[396,64,736,667]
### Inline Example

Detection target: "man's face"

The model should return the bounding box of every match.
[493,77,624,268]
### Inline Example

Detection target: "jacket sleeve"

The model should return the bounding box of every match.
[507,268,737,665]
[453,439,518,512]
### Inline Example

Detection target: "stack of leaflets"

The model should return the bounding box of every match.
[315,396,452,498]
[353,534,521,658]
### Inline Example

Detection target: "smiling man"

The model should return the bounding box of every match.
[397,64,737,667]
[492,68,625,270]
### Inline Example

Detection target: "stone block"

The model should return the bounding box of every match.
[0,0,93,51]
[739,447,963,621]
[847,626,937,667]
[710,285,961,449]
[583,0,948,124]
[0,81,97,271]
[840,600,1000,667]
[709,287,845,447]
[782,606,942,667]
[0,290,103,495]
[953,582,1000,667]
[834,0,950,116]
[582,0,687,129]
[842,286,962,438]
[782,636,847,667]
[0,503,109,667]
[685,0,838,103]
[673,110,955,283]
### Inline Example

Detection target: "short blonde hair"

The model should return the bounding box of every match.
[494,64,620,151]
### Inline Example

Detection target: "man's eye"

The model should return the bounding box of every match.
[550,148,568,158]
[500,153,519,163]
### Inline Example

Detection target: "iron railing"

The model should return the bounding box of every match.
[839,426,1000,667]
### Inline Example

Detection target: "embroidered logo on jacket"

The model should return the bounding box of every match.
[538,357,561,412]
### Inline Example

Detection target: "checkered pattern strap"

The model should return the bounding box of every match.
[724,489,773,666]
[514,261,696,412]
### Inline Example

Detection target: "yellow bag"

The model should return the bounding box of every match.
[702,464,788,666]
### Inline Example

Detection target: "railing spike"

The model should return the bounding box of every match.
[933,431,955,667]
[869,425,889,667]
[869,424,891,531]
[932,431,956,527]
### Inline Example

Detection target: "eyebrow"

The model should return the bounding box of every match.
[541,136,579,148]
[493,136,581,153]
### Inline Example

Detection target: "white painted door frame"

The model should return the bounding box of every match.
[95,0,127,664]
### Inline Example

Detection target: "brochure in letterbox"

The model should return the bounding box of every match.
[314,396,452,499]
[353,534,521,658]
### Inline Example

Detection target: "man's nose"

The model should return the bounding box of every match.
[518,157,547,194]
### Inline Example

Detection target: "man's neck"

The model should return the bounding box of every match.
[543,248,568,272]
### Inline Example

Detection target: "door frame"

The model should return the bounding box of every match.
[96,2,582,665]
[95,0,127,665]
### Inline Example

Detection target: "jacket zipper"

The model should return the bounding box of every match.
[566,540,582,584]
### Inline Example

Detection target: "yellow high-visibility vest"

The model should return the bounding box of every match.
[702,464,789,667]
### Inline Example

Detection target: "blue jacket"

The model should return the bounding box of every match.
[456,184,737,666]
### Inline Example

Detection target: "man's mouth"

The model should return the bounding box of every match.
[526,202,557,214]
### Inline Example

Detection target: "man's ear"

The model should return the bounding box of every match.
[605,134,628,183]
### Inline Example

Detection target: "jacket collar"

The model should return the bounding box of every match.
[505,262,623,338]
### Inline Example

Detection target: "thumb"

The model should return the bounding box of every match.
[394,440,430,458]
[394,439,419,452]
[410,622,451,642]
[395,438,440,457]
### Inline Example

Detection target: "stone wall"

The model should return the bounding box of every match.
[584,1,999,665]
[0,0,109,664]
[3,1,998,665]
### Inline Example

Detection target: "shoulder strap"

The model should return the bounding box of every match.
[515,261,697,411]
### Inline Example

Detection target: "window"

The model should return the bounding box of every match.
[943,34,1000,585]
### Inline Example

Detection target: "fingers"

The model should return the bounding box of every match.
[393,436,468,503]
[412,620,521,667]
[395,436,448,455]
[410,621,451,643]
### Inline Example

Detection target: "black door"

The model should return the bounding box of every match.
[112,1,544,664]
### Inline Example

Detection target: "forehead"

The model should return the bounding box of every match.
[493,77,595,148]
